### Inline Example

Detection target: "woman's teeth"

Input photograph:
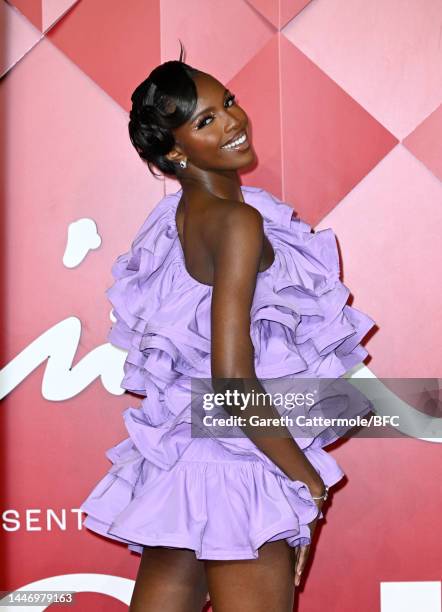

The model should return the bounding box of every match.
[221,132,247,149]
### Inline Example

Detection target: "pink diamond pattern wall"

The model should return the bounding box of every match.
[1,1,441,610]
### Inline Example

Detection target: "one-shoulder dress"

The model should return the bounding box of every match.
[79,185,376,560]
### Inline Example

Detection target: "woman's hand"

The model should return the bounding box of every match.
[294,488,326,587]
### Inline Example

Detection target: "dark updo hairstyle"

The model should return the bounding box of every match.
[128,41,201,178]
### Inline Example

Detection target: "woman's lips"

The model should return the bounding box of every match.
[220,131,250,152]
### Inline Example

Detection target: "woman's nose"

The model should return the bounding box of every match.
[224,118,242,137]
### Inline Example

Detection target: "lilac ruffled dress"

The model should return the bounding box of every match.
[80,185,376,560]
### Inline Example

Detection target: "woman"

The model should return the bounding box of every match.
[80,43,376,611]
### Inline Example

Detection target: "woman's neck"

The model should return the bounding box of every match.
[178,172,244,203]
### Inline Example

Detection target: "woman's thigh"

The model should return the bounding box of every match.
[204,539,298,612]
[129,546,209,612]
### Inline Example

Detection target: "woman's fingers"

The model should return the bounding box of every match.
[294,517,317,586]
[294,544,310,586]
[295,545,300,566]
[294,545,300,579]
[293,503,323,586]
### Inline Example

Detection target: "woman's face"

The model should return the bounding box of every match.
[167,72,256,172]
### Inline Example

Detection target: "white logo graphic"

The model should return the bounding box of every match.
[63,218,101,268]
[381,581,441,612]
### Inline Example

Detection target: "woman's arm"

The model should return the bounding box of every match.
[210,203,325,496]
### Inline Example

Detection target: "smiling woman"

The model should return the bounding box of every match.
[127,66,254,179]
[79,40,376,612]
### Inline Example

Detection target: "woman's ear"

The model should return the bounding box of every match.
[165,147,183,164]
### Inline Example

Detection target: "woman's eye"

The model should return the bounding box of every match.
[225,94,236,107]
[197,114,214,129]
[196,94,237,129]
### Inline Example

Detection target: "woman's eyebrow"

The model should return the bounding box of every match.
[191,88,230,123]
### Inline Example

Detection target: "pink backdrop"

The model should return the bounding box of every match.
[1,0,441,610]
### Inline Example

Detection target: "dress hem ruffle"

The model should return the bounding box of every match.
[80,456,345,560]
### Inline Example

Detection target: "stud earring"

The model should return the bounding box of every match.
[179,159,187,168]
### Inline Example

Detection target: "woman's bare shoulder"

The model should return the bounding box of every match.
[201,193,262,254]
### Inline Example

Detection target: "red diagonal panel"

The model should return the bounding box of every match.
[246,0,312,30]
[280,0,312,28]
[280,34,398,226]
[46,0,161,111]
[6,0,41,30]
[403,104,442,182]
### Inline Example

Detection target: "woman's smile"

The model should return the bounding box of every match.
[220,130,250,152]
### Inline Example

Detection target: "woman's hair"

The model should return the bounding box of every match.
[128,41,201,178]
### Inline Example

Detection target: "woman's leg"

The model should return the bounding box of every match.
[204,540,298,612]
[129,546,209,612]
